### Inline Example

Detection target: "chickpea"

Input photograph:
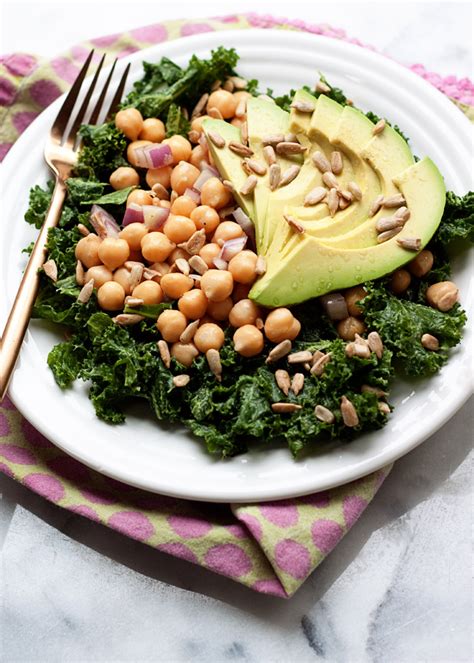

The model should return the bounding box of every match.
[146,166,173,190]
[233,325,264,357]
[407,249,434,278]
[170,161,200,195]
[132,280,163,305]
[127,139,152,167]
[115,108,144,141]
[425,281,459,312]
[229,299,260,327]
[139,117,166,143]
[390,268,411,295]
[127,189,153,207]
[97,281,125,311]
[119,223,148,251]
[163,135,192,164]
[287,317,301,341]
[190,145,210,169]
[178,289,208,319]
[200,269,234,302]
[230,117,246,128]
[160,273,194,299]
[98,238,130,271]
[157,309,187,343]
[190,115,210,135]
[232,283,251,302]
[200,177,231,210]
[171,195,197,217]
[189,205,220,235]
[228,250,258,285]
[163,214,197,244]
[336,316,367,341]
[159,200,172,209]
[141,232,175,263]
[264,308,295,343]
[207,297,233,321]
[206,90,237,119]
[75,234,102,268]
[194,323,225,352]
[343,285,367,317]
[170,342,199,368]
[212,221,244,243]
[113,267,133,295]
[197,243,220,268]
[84,265,113,288]
[109,166,140,190]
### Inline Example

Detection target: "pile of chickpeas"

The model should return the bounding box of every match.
[74,89,302,366]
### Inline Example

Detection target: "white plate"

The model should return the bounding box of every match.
[1,30,473,502]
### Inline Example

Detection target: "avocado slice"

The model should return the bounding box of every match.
[289,89,318,134]
[250,157,445,307]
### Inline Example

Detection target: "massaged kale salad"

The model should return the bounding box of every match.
[25,47,473,457]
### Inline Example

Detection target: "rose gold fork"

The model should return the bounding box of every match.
[0,50,130,399]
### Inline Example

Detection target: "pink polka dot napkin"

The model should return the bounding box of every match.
[0,14,472,597]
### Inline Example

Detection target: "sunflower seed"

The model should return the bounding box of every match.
[368,331,384,358]
[303,363,311,371]
[331,151,343,175]
[288,350,313,364]
[229,141,254,157]
[285,133,298,144]
[190,274,202,284]
[113,313,145,326]
[304,186,327,206]
[376,215,404,233]
[188,130,200,144]
[369,194,385,217]
[157,340,171,368]
[207,130,225,148]
[211,79,222,91]
[245,159,267,176]
[240,175,258,195]
[347,181,363,201]
[276,141,307,156]
[421,333,439,351]
[327,188,339,217]
[150,182,170,200]
[262,133,285,146]
[378,402,391,415]
[175,258,190,276]
[275,369,291,395]
[291,100,315,113]
[129,264,144,289]
[312,151,332,173]
[393,206,411,223]
[269,163,281,190]
[77,279,94,303]
[235,99,247,118]
[322,171,338,189]
[75,260,85,286]
[240,121,248,145]
[361,384,388,397]
[311,352,331,376]
[272,402,303,414]
[124,296,144,307]
[339,189,353,202]
[208,106,224,120]
[340,395,359,427]
[222,179,235,192]
[143,268,160,281]
[311,350,324,365]
[284,214,305,234]
[43,259,57,282]
[188,255,208,275]
[383,194,406,208]
[77,223,90,236]
[255,317,264,330]
[191,93,209,118]
[339,197,351,210]
[222,78,234,92]
[179,319,199,344]
[229,76,247,90]
[396,237,422,251]
[377,227,402,243]
[256,255,267,276]
[125,260,144,270]
[280,165,301,187]
[345,341,371,359]
[316,80,331,94]
[314,404,335,424]
[173,374,190,387]
[181,229,206,255]
[291,373,305,396]
[373,118,386,135]
[218,205,236,219]
[206,348,222,381]
[266,339,292,363]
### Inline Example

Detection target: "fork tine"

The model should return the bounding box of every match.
[51,50,94,142]
[67,53,106,147]
[106,62,131,119]
[88,58,117,126]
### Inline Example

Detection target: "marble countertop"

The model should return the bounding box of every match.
[1,2,472,661]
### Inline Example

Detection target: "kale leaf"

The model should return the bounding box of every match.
[433,190,474,245]
[75,123,128,181]
[165,103,191,137]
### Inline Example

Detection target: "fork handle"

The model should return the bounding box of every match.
[0,178,67,400]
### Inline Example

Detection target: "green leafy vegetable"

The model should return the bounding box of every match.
[433,190,474,245]
[165,103,191,137]
[75,123,128,181]
[83,185,135,206]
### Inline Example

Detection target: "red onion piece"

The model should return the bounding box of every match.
[320,293,349,321]
[184,187,201,204]
[194,168,216,192]
[203,163,220,178]
[199,133,209,155]
[232,207,255,245]
[212,257,228,270]
[131,146,153,169]
[219,236,247,261]
[122,203,144,227]
[146,144,174,169]
[90,205,120,238]
[142,205,170,230]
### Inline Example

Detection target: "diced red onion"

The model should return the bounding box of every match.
[203,163,220,178]
[212,257,228,270]
[184,187,201,204]
[122,203,144,227]
[219,236,247,261]
[199,133,209,154]
[194,168,216,192]
[90,205,120,238]
[232,207,255,244]
[131,143,173,169]
[142,205,170,230]
[320,293,349,321]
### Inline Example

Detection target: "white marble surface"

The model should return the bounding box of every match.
[1,2,473,661]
